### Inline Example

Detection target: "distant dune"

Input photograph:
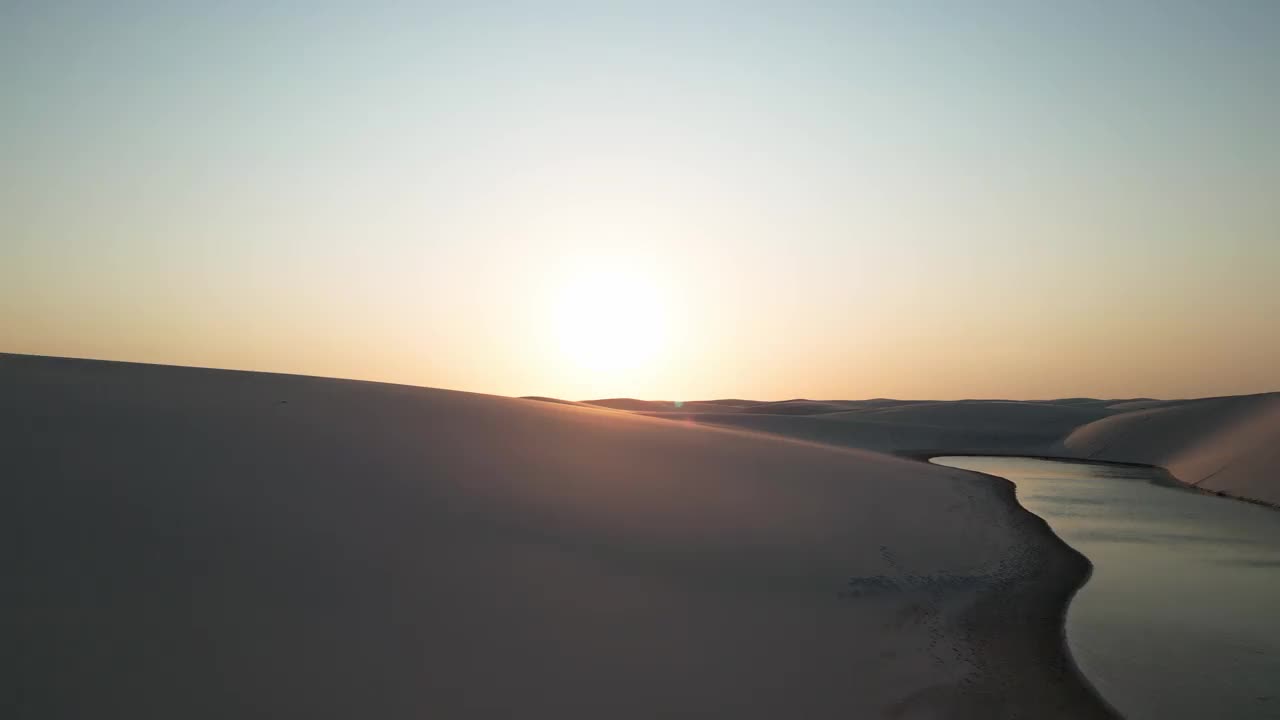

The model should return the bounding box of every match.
[1037,398,1112,407]
[519,395,607,409]
[1101,399,1168,412]
[586,398,874,416]
[3,354,1109,718]
[637,411,1070,457]
[581,397,676,411]
[582,398,748,413]
[630,394,1279,508]
[703,398,762,407]
[836,400,1114,435]
[639,400,1115,458]
[737,399,860,415]
[1064,393,1280,506]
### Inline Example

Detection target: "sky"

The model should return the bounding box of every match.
[3,1,1278,401]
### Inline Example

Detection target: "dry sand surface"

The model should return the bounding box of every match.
[5,354,1110,719]
[1063,393,1280,506]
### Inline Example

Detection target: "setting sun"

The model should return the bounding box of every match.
[553,270,668,374]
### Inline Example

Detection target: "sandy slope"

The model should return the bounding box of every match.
[1063,393,1280,506]
[4,354,1109,719]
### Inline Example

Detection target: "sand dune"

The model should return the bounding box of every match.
[1102,399,1169,412]
[583,398,747,414]
[833,400,1114,434]
[619,393,1280,508]
[588,398,903,416]
[583,398,889,415]
[737,399,862,415]
[639,399,1114,458]
[519,395,610,409]
[1064,393,1280,506]
[1037,398,1112,407]
[4,354,1110,719]
[840,398,934,410]
[638,411,1066,456]
[582,397,678,411]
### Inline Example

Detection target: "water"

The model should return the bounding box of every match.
[932,456,1280,720]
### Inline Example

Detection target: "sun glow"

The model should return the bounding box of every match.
[553,269,668,374]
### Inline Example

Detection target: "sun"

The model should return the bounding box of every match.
[553,269,667,374]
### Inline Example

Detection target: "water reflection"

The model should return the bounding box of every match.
[932,456,1280,720]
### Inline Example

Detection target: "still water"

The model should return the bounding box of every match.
[932,456,1280,720]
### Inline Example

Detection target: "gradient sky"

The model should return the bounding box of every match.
[4,2,1278,400]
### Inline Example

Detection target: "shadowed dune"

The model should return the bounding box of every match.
[703,398,762,408]
[640,400,1116,457]
[1038,398,1111,407]
[833,400,1114,434]
[737,399,862,415]
[635,394,1280,507]
[519,395,609,409]
[588,398,879,416]
[582,398,748,414]
[3,354,1111,719]
[1102,399,1167,412]
[841,398,935,410]
[1064,393,1280,506]
[582,397,676,411]
[638,411,1067,456]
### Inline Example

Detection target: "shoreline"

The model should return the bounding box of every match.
[925,456,1121,719]
[938,452,1280,719]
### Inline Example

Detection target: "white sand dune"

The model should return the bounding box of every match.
[638,410,1065,456]
[580,397,680,411]
[1102,399,1172,412]
[830,400,1113,434]
[702,398,762,408]
[517,394,606,407]
[582,398,748,414]
[737,399,868,415]
[641,399,1114,458]
[4,353,1108,719]
[1037,398,1112,407]
[584,398,864,415]
[1063,393,1280,506]
[640,395,1280,507]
